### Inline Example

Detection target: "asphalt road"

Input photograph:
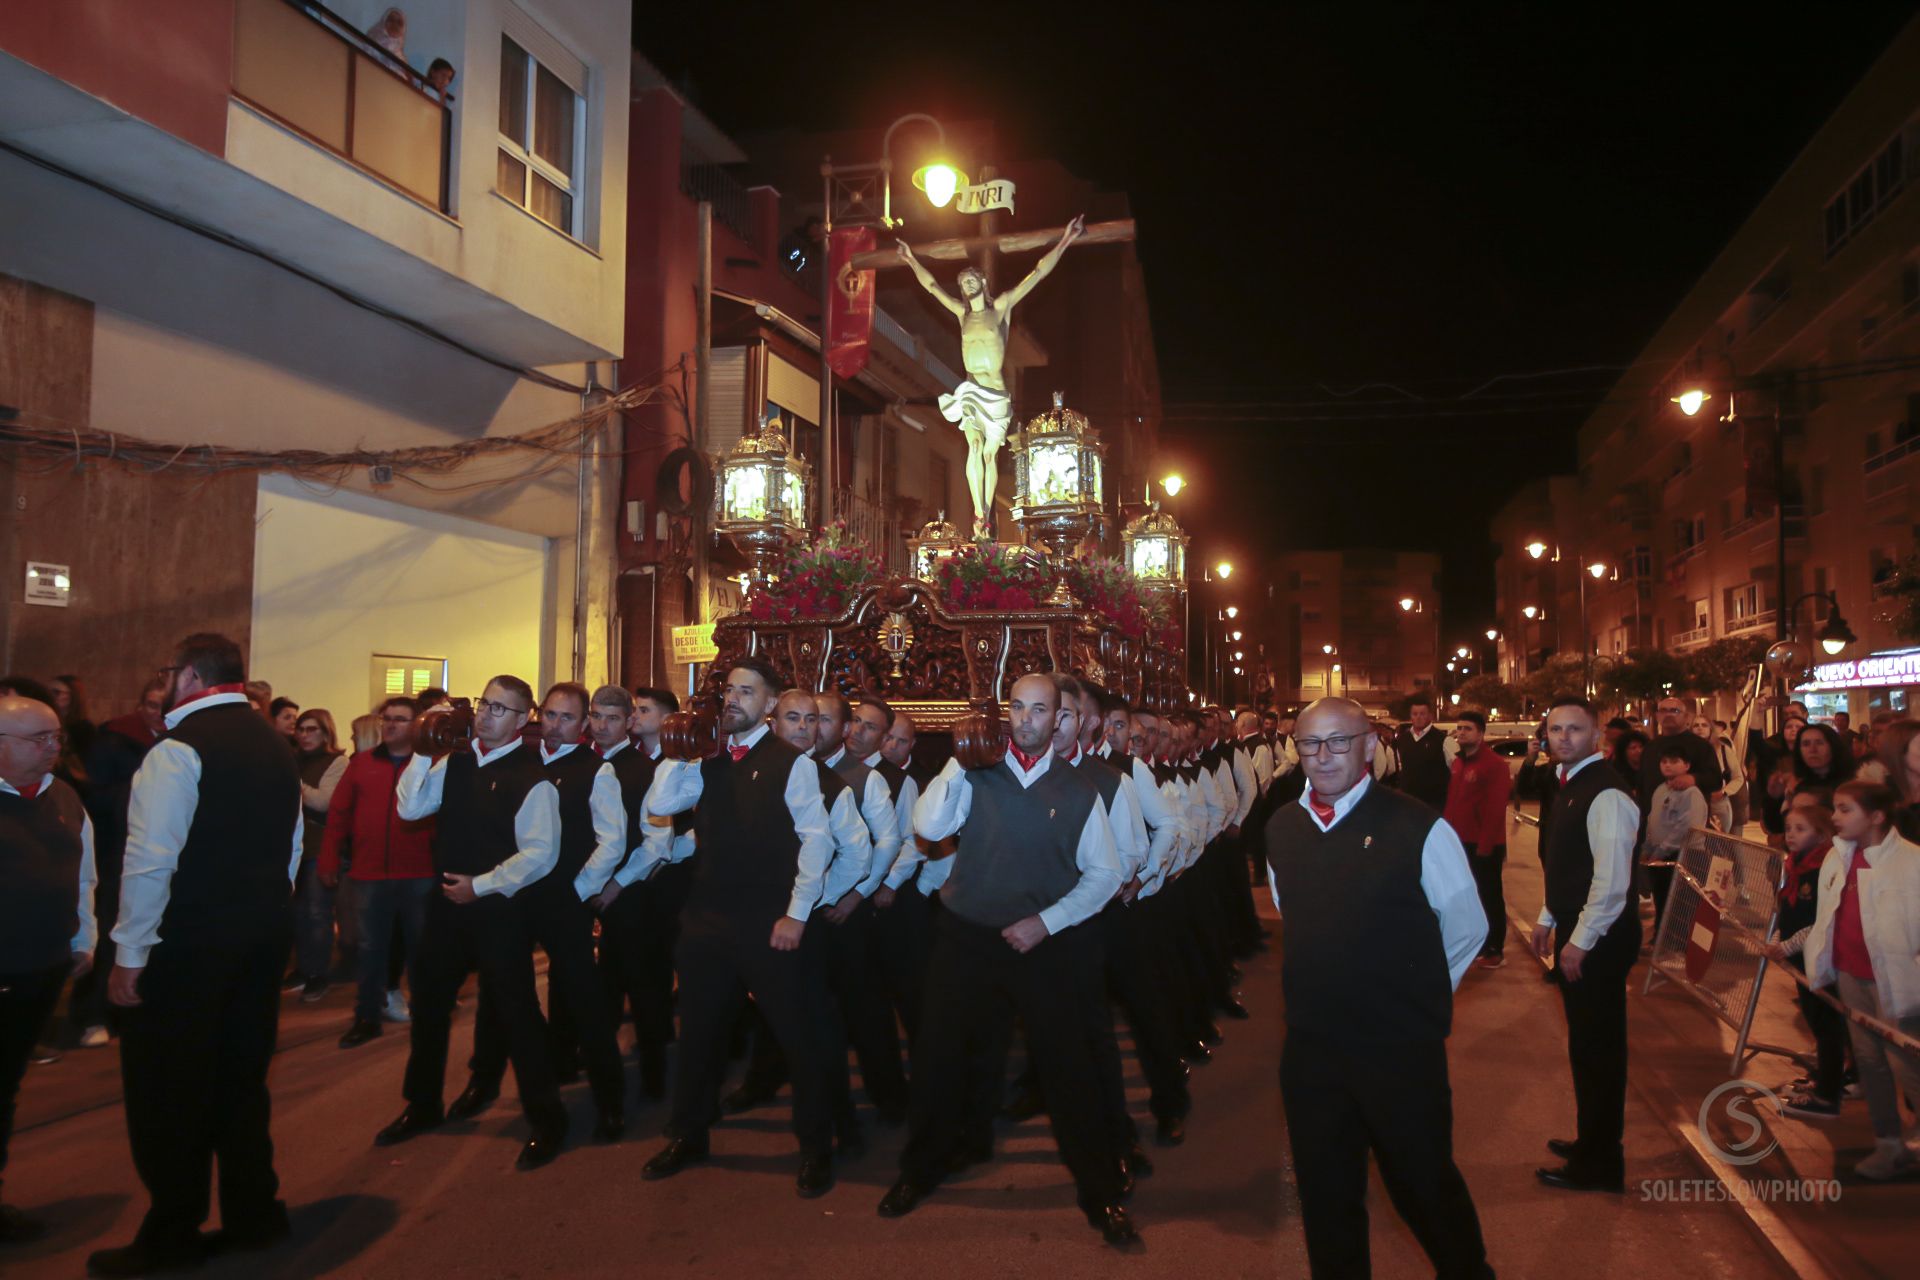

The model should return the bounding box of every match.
[6,878,1790,1278]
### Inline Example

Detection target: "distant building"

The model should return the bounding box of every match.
[1266,550,1442,716]
[0,0,631,715]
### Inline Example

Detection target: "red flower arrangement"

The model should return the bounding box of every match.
[931,543,1051,612]
[1066,556,1155,638]
[745,522,884,622]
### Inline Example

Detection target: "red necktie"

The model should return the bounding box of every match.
[1557,766,1569,784]
[1308,791,1336,826]
[728,743,750,763]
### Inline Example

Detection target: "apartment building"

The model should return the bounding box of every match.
[1267,549,1443,715]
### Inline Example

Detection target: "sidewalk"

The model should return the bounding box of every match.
[1502,815,1917,1280]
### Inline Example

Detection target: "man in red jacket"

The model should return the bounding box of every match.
[320,697,437,1047]
[1442,711,1512,969]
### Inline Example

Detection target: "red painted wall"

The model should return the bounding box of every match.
[0,0,233,155]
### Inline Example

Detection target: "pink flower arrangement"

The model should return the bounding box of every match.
[746,521,884,622]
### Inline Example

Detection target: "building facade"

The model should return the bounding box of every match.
[1,0,631,717]
[1492,19,1920,723]
[1266,549,1442,716]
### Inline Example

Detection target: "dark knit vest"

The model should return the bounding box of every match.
[1542,759,1640,952]
[1395,727,1451,810]
[829,750,873,813]
[543,745,605,882]
[161,703,300,947]
[688,733,807,921]
[436,744,548,879]
[0,779,87,971]
[606,745,658,877]
[817,759,850,810]
[1078,754,1123,808]
[874,757,907,803]
[1266,782,1454,1043]
[942,760,1099,930]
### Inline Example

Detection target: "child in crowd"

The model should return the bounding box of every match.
[1804,780,1920,1179]
[1644,743,1709,924]
[1765,802,1853,1120]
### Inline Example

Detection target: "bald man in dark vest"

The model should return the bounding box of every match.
[1266,697,1494,1280]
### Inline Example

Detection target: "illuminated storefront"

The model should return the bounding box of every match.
[1794,646,1920,719]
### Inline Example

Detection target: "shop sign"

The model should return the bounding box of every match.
[1797,647,1920,691]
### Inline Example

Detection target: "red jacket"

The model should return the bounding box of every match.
[318,745,437,881]
[1443,746,1511,855]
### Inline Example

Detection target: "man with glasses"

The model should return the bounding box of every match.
[321,697,437,1049]
[0,695,96,1245]
[457,683,628,1142]
[1267,697,1492,1280]
[90,635,302,1278]
[1640,695,1722,824]
[374,675,570,1172]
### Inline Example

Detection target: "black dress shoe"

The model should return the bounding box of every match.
[1185,1041,1213,1065]
[0,1202,47,1243]
[516,1126,566,1171]
[1000,1086,1045,1121]
[796,1152,835,1198]
[1199,1023,1224,1046]
[1156,1114,1187,1146]
[86,1238,207,1277]
[446,1079,499,1121]
[946,1140,994,1174]
[1082,1203,1141,1247]
[1125,1145,1154,1178]
[374,1104,444,1147]
[1535,1164,1623,1194]
[593,1109,626,1144]
[642,1135,710,1180]
[1117,1160,1135,1201]
[877,1178,932,1218]
[1546,1137,1580,1159]
[338,1019,383,1049]
[1219,998,1251,1021]
[722,1080,780,1114]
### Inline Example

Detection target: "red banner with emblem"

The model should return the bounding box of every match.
[826,226,877,380]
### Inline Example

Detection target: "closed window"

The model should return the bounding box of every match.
[497,35,583,238]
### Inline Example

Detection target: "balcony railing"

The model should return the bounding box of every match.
[231,0,450,212]
[681,163,756,247]
[1672,626,1711,649]
[1668,542,1707,572]
[1725,609,1777,635]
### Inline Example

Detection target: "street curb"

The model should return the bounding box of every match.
[1499,905,1833,1280]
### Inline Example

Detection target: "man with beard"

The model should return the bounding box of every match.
[638,659,838,1197]
[879,674,1134,1245]
[1266,697,1491,1280]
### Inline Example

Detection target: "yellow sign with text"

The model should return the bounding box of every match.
[671,623,719,666]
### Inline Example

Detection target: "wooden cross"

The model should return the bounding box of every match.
[845,218,1137,273]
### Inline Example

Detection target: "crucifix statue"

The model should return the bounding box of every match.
[896,213,1085,538]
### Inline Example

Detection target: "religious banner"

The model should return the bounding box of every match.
[827,225,877,379]
[1743,416,1779,515]
[952,177,1016,215]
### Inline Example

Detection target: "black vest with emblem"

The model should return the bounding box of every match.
[436,743,548,879]
[605,744,658,872]
[942,760,1100,930]
[1079,754,1123,809]
[830,750,873,823]
[688,733,808,921]
[1395,726,1451,810]
[0,779,88,971]
[541,745,604,890]
[874,757,907,804]
[1542,759,1641,953]
[1266,782,1454,1043]
[161,703,300,948]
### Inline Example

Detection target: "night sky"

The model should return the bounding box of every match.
[634,3,1916,631]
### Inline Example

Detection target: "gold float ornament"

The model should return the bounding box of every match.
[907,510,967,582]
[1121,501,1188,596]
[879,610,915,678]
[715,412,812,588]
[1010,391,1105,607]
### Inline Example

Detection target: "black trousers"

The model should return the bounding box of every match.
[471,884,625,1114]
[1790,959,1850,1100]
[667,907,836,1155]
[1177,860,1235,1006]
[1109,897,1193,1121]
[1553,920,1638,1178]
[1,963,68,1185]
[902,911,1121,1205]
[118,929,290,1250]
[1281,1030,1494,1280]
[1161,874,1218,1042]
[871,882,934,1053]
[598,860,692,1066]
[1468,849,1506,957]
[1216,823,1264,950]
[404,893,562,1127]
[824,898,908,1111]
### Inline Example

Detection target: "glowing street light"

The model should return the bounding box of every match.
[911,161,963,209]
[1161,473,1185,498]
[1399,597,1416,612]
[1587,561,1610,579]
[1225,605,1239,619]
[1456,646,1470,658]
[1522,605,1540,620]
[1322,643,1335,655]
[1671,389,1710,417]
[1233,650,1244,661]
[1231,630,1243,641]
[1525,541,1549,560]
[1216,561,1234,579]
[1485,628,1499,641]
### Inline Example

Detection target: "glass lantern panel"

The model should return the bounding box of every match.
[1130,536,1171,580]
[1028,441,1081,506]
[724,463,769,522]
[1086,453,1103,505]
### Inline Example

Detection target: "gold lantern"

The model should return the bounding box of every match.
[1011,391,1105,573]
[1121,501,1187,597]
[715,413,812,586]
[906,510,966,582]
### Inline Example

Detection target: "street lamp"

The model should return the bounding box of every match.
[1231,630,1243,642]
[1522,605,1540,620]
[1485,628,1499,641]
[1671,389,1711,417]
[1399,596,1416,612]
[1161,473,1185,498]
[1225,605,1239,619]
[1216,561,1234,580]
[1524,541,1549,561]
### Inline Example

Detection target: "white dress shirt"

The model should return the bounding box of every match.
[819,776,875,905]
[540,740,629,901]
[882,773,925,890]
[3,773,97,954]
[1125,758,1179,897]
[621,743,697,886]
[1170,768,1204,871]
[1070,750,1146,886]
[114,692,304,969]
[1536,753,1636,952]
[1209,752,1240,831]
[394,737,561,899]
[1194,764,1225,847]
[913,751,1124,935]
[637,721,833,921]
[1269,775,1487,991]
[1230,745,1259,826]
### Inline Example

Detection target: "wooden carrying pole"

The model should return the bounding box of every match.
[846,218,1135,272]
